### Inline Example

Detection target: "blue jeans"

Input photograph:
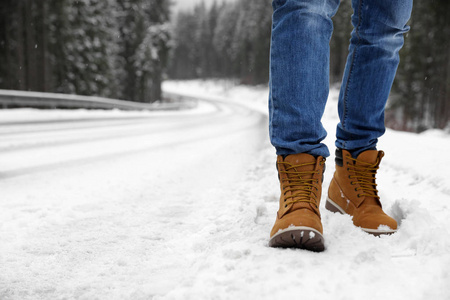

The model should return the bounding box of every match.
[269,0,413,158]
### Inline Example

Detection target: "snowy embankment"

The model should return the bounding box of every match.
[0,80,449,299]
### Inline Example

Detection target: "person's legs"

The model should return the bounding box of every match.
[269,0,340,158]
[336,0,413,157]
[268,0,340,251]
[327,0,413,235]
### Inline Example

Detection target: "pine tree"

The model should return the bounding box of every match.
[213,3,239,79]
[0,0,49,92]
[48,0,118,97]
[116,0,171,102]
[330,0,352,84]
[390,0,450,131]
[231,0,271,84]
[169,0,272,84]
[168,11,198,79]
[169,1,222,80]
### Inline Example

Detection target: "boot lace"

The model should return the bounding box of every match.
[347,156,380,199]
[278,161,323,208]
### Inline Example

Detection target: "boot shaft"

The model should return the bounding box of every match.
[333,148,383,208]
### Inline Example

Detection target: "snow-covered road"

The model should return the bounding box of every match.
[1,81,449,299]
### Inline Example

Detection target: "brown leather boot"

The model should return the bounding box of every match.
[269,153,326,252]
[326,149,397,235]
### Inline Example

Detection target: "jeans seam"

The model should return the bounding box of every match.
[341,0,364,150]
[269,26,277,146]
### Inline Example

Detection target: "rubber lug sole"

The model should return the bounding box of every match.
[326,197,397,236]
[269,227,325,252]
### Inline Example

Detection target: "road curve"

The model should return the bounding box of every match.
[0,95,270,299]
[0,98,268,179]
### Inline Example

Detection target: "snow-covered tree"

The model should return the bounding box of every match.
[48,0,118,97]
[0,0,171,103]
[168,11,199,79]
[231,0,272,84]
[213,3,240,78]
[169,0,272,85]
[116,0,171,103]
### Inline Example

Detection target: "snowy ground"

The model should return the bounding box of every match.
[1,80,449,299]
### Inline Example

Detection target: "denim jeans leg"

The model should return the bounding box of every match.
[336,0,413,157]
[269,0,340,157]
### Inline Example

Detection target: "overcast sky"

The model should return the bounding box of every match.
[171,0,235,12]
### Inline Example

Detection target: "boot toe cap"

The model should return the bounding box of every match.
[354,209,398,234]
[270,208,323,238]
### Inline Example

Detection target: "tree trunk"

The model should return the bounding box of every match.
[16,0,26,90]
[25,0,37,91]
[36,0,48,92]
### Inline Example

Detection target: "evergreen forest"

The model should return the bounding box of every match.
[0,0,448,132]
[0,0,170,103]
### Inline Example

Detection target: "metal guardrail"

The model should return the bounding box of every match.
[0,89,197,111]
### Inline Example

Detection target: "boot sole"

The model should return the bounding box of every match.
[326,197,397,236]
[269,227,325,252]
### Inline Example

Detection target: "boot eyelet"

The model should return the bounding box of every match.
[357,194,362,198]
[284,199,286,202]
[284,204,287,208]
[354,188,358,191]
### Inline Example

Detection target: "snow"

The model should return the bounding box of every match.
[1,80,450,299]
[377,225,393,231]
